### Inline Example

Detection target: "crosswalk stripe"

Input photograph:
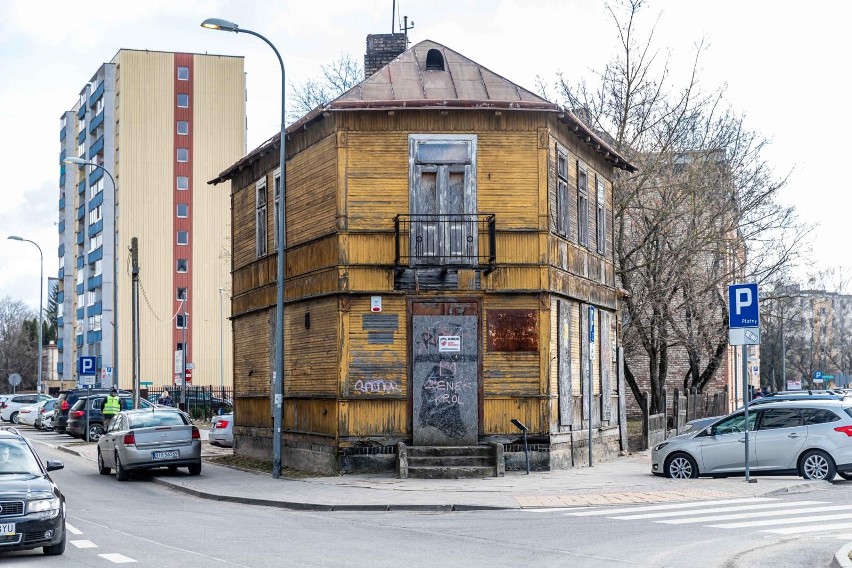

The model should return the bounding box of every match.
[656,504,852,524]
[70,539,97,549]
[764,522,852,535]
[565,497,777,516]
[709,512,852,529]
[609,500,826,521]
[99,553,137,563]
[523,507,594,513]
[65,522,82,535]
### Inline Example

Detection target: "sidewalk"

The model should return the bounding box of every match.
[40,435,831,512]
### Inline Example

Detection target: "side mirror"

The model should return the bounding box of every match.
[45,460,64,472]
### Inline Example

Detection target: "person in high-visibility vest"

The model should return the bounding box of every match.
[103,389,121,430]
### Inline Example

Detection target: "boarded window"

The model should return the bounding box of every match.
[556,149,569,236]
[255,178,267,257]
[487,309,538,352]
[577,161,589,246]
[596,175,606,254]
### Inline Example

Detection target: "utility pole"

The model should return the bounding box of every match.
[182,300,187,410]
[130,238,140,409]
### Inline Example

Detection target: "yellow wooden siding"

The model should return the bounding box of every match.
[345,132,410,230]
[233,310,272,428]
[477,132,540,229]
[236,397,271,429]
[284,399,338,436]
[344,267,395,292]
[346,296,407,399]
[339,399,408,437]
[286,135,338,246]
[482,295,542,396]
[285,297,338,396]
[231,182,258,271]
[482,398,548,434]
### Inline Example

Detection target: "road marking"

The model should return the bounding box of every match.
[608,500,826,520]
[564,497,778,516]
[710,512,852,529]
[99,553,137,563]
[765,522,852,534]
[657,504,852,524]
[70,539,98,548]
[66,522,83,535]
[523,507,594,513]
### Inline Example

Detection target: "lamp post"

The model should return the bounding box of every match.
[202,17,286,479]
[64,156,118,392]
[8,236,44,395]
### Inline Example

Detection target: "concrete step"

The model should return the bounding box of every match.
[407,465,498,479]
[407,445,492,458]
[408,455,493,467]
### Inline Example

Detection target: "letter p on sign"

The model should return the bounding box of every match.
[735,288,752,315]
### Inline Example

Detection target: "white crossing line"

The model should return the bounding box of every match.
[99,553,137,563]
[564,497,779,516]
[523,507,595,513]
[608,500,826,521]
[70,539,98,549]
[65,522,83,535]
[657,504,852,524]
[710,512,852,529]
[764,522,852,535]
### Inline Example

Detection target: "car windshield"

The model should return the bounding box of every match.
[128,412,189,429]
[0,439,42,475]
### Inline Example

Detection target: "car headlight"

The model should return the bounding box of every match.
[28,496,60,513]
[653,442,669,452]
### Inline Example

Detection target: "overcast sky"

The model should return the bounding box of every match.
[1,0,848,312]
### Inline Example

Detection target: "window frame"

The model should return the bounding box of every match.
[596,174,606,255]
[255,177,268,257]
[577,161,589,247]
[176,148,189,163]
[177,66,190,81]
[176,121,189,135]
[177,93,189,108]
[177,176,189,191]
[556,147,569,237]
[176,203,188,218]
[176,231,189,246]
[176,259,188,273]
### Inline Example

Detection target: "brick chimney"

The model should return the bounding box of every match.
[364,33,407,77]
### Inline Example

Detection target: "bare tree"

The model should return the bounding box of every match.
[288,53,363,123]
[0,297,38,392]
[551,0,810,413]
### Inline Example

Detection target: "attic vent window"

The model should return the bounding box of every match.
[425,49,445,71]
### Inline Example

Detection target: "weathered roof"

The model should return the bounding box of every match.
[210,40,634,184]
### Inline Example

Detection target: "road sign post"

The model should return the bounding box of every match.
[728,283,760,484]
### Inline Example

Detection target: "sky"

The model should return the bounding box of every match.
[1,0,849,312]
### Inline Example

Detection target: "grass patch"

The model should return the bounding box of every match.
[206,454,321,478]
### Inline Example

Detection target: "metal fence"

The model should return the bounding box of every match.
[640,386,729,450]
[142,385,234,421]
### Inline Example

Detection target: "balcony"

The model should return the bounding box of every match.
[89,190,103,209]
[77,129,86,145]
[57,291,64,304]
[58,219,65,234]
[59,197,65,211]
[76,283,83,295]
[57,362,63,373]
[89,111,104,133]
[76,334,83,347]
[77,105,85,120]
[88,136,104,159]
[76,231,84,245]
[393,214,496,290]
[87,301,102,317]
[58,267,64,280]
[60,149,67,164]
[76,307,84,319]
[87,330,102,344]
[76,256,84,269]
[78,179,86,195]
[88,82,104,108]
[60,126,66,142]
[88,167,104,186]
[57,316,63,328]
[87,274,102,290]
[87,245,103,264]
[58,243,65,257]
[88,219,103,238]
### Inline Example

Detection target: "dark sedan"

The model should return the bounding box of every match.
[0,427,66,555]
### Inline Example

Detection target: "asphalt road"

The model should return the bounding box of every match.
[5,427,849,567]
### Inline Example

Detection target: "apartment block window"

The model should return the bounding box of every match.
[177,121,189,135]
[596,175,606,255]
[177,93,189,108]
[177,231,189,245]
[177,287,187,301]
[577,161,589,247]
[556,148,569,237]
[177,148,188,162]
[176,203,188,218]
[177,66,189,81]
[176,314,188,329]
[255,178,268,257]
[177,176,189,190]
[176,259,188,273]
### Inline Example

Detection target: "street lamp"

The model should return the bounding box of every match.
[8,236,44,395]
[202,17,287,479]
[64,156,119,395]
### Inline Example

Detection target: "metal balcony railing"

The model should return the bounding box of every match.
[394,213,496,271]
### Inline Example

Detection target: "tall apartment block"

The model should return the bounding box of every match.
[55,49,245,394]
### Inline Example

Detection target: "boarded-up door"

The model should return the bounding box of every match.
[558,299,573,426]
[411,301,479,445]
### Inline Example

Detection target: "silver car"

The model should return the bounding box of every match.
[95,408,202,481]
[208,413,233,447]
[652,399,852,481]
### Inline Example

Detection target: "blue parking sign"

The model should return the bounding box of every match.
[78,356,97,376]
[728,283,760,328]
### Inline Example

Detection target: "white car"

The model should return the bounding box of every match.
[17,400,50,427]
[0,393,54,423]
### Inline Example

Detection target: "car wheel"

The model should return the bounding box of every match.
[97,449,111,475]
[838,472,852,481]
[114,452,129,481]
[88,423,105,442]
[10,412,19,424]
[800,450,836,481]
[665,453,699,479]
[42,522,66,556]
[188,462,202,476]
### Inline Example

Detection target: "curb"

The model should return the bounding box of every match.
[833,541,852,568]
[761,480,831,496]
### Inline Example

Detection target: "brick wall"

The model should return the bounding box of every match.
[364,34,407,77]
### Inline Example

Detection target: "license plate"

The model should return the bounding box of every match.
[0,523,14,536]
[152,450,179,460]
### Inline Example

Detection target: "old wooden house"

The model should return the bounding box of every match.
[210,35,636,475]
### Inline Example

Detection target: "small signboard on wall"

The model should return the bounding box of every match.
[371,296,382,313]
[439,336,461,352]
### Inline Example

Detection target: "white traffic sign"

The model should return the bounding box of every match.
[7,373,21,387]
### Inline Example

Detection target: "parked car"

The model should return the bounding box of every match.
[0,425,66,555]
[35,400,57,430]
[96,408,202,480]
[208,413,233,447]
[652,399,852,481]
[66,395,156,441]
[0,393,54,424]
[54,388,130,434]
[679,415,722,435]
[16,400,49,427]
